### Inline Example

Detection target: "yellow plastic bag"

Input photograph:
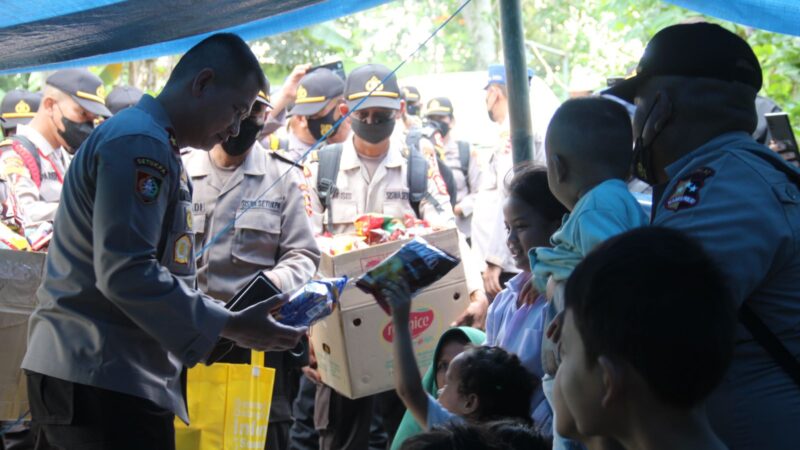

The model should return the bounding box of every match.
[175,351,275,450]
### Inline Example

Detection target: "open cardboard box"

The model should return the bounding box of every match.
[0,249,46,420]
[311,228,469,399]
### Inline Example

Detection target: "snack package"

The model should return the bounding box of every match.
[354,214,392,237]
[276,277,348,327]
[355,237,459,315]
[0,222,30,251]
[317,234,368,256]
[26,222,53,251]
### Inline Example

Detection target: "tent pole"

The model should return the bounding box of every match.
[499,0,533,165]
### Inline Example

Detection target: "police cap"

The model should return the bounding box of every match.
[424,97,454,117]
[401,86,421,103]
[344,64,401,111]
[289,68,344,116]
[106,85,144,115]
[1,89,41,129]
[46,69,112,117]
[605,22,763,102]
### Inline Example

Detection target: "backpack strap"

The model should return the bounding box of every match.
[1,136,42,188]
[457,140,471,191]
[315,144,344,234]
[737,144,800,388]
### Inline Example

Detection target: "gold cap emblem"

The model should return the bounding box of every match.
[297,85,308,100]
[14,100,30,114]
[365,76,384,92]
[428,99,441,110]
[96,85,106,99]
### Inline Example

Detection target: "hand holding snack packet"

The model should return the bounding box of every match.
[355,237,459,315]
[276,277,348,327]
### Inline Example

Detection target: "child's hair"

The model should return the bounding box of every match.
[565,226,736,408]
[545,97,634,180]
[457,346,535,422]
[505,162,568,223]
[400,422,498,450]
[484,419,550,450]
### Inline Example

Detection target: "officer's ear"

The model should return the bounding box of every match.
[397,100,406,119]
[42,96,57,116]
[191,68,215,98]
[339,103,349,118]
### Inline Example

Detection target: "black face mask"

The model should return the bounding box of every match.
[352,117,395,144]
[406,103,421,116]
[429,119,450,138]
[222,118,262,157]
[307,108,339,142]
[631,94,665,185]
[54,105,93,153]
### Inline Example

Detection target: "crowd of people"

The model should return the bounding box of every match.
[0,19,798,450]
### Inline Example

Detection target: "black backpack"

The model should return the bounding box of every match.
[405,128,459,207]
[315,143,442,233]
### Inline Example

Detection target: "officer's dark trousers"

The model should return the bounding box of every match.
[25,371,175,450]
[315,385,405,450]
[288,376,320,450]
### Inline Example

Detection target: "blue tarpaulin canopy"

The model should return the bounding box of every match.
[0,0,390,75]
[0,0,796,75]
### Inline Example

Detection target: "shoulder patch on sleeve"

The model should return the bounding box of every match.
[135,170,164,204]
[664,167,715,212]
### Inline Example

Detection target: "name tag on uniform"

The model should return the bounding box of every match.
[193,202,204,213]
[240,199,283,214]
[385,190,409,201]
[333,191,353,200]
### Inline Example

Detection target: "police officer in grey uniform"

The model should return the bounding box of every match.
[276,68,349,161]
[21,34,305,450]
[423,97,481,238]
[184,89,321,450]
[0,69,109,226]
[0,89,41,138]
[607,23,800,450]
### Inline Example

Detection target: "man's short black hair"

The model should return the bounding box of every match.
[484,420,549,450]
[565,226,736,409]
[167,33,267,92]
[546,97,633,179]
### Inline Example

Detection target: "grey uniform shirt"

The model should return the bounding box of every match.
[184,141,320,297]
[21,95,229,422]
[0,124,68,225]
[441,138,481,237]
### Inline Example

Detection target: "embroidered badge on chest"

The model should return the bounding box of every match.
[135,170,163,204]
[174,234,192,265]
[665,167,715,212]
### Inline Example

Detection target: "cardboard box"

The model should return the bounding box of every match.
[311,228,469,399]
[0,250,45,420]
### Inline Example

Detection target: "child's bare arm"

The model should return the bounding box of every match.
[381,278,429,428]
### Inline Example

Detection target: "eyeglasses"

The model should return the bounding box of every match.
[350,109,394,124]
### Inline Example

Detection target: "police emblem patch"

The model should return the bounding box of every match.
[174,234,192,265]
[135,170,162,204]
[665,167,715,212]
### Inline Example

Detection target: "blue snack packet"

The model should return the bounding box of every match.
[276,277,348,327]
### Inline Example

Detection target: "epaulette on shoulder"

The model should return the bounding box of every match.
[269,149,302,168]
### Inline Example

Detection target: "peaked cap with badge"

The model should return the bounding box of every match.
[46,68,112,117]
[289,68,343,116]
[1,89,42,129]
[344,64,402,111]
